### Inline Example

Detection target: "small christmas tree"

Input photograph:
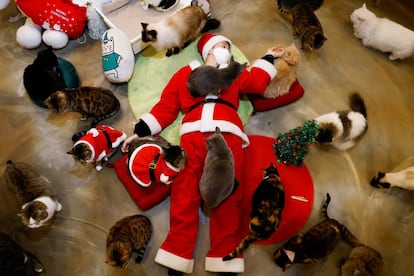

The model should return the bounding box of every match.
[273,120,319,166]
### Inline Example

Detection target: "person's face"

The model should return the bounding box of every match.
[210,41,230,52]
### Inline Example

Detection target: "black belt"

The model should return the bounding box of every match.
[149,153,161,182]
[98,128,112,149]
[188,98,237,113]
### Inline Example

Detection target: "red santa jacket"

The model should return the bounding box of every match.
[128,144,181,187]
[74,125,127,161]
[139,59,277,146]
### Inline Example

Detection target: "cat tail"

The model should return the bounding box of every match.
[349,92,367,119]
[201,18,221,33]
[72,128,90,142]
[222,234,258,261]
[90,98,121,127]
[320,192,331,219]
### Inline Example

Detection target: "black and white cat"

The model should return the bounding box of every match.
[314,92,367,151]
[139,0,179,11]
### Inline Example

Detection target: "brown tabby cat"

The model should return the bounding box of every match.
[4,160,62,229]
[277,0,327,51]
[223,163,285,261]
[105,215,152,268]
[199,127,236,209]
[341,244,383,276]
[264,43,301,98]
[44,86,120,127]
[140,0,220,56]
[273,193,358,271]
[0,232,44,275]
[187,59,247,98]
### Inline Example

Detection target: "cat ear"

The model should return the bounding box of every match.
[141,22,148,29]
[283,249,295,263]
[362,3,367,9]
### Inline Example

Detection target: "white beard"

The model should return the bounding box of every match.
[350,4,414,60]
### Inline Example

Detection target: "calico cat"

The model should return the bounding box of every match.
[140,1,220,56]
[0,232,43,275]
[4,160,62,229]
[44,86,120,127]
[187,59,247,98]
[105,215,152,268]
[199,127,236,209]
[127,135,188,186]
[277,0,327,51]
[223,163,285,261]
[139,0,179,11]
[273,193,359,271]
[264,42,301,98]
[23,47,67,108]
[370,166,414,190]
[341,244,383,276]
[314,92,367,151]
[67,125,127,171]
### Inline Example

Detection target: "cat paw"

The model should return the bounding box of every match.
[96,165,103,171]
[56,202,63,211]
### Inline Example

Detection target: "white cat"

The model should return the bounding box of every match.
[350,3,414,60]
[371,166,414,190]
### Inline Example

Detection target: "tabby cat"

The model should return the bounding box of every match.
[341,244,383,276]
[314,92,368,151]
[140,1,220,56]
[128,135,187,172]
[67,125,127,171]
[187,59,247,98]
[273,193,359,271]
[223,163,285,261]
[277,0,327,51]
[105,215,152,268]
[199,127,236,209]
[264,42,301,98]
[0,232,43,275]
[44,86,120,127]
[4,160,62,229]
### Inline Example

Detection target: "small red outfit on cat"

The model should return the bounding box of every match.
[74,125,127,161]
[137,33,277,273]
[127,144,180,187]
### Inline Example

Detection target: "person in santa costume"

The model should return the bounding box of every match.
[121,33,284,276]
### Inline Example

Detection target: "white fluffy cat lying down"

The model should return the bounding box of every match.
[350,3,414,60]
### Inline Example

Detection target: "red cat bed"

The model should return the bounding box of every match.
[248,79,305,112]
[241,135,314,245]
[110,154,171,211]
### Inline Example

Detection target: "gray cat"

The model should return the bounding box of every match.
[4,160,62,229]
[199,127,236,208]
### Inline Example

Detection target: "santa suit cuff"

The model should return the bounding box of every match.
[155,248,194,274]
[205,256,244,273]
[140,113,162,135]
[252,59,277,79]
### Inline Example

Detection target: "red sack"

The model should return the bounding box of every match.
[16,0,87,38]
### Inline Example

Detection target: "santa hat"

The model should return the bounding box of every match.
[197,33,232,61]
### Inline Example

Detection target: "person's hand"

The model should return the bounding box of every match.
[121,134,138,153]
[266,46,285,58]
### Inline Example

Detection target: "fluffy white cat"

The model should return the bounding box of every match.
[350,3,414,60]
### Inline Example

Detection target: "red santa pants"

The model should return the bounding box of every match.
[155,131,245,273]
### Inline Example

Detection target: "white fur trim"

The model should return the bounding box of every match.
[155,248,194,273]
[111,132,127,147]
[189,60,202,70]
[205,256,244,272]
[201,35,232,61]
[140,113,162,135]
[128,144,162,187]
[89,128,99,137]
[73,141,96,161]
[251,59,277,79]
